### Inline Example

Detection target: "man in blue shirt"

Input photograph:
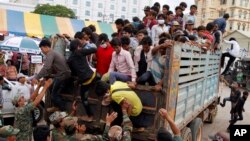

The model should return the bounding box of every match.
[213,13,230,34]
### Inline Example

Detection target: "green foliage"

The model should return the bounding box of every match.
[33,4,76,18]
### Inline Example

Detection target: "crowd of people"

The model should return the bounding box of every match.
[0,1,247,141]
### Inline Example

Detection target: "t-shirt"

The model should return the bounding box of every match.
[111,81,142,116]
[96,45,114,76]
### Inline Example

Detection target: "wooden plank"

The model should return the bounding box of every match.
[179,73,203,83]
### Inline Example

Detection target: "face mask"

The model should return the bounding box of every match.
[158,20,165,25]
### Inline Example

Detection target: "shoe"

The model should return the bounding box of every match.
[220,103,225,107]
[47,107,60,113]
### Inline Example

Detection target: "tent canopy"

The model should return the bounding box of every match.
[0,8,117,38]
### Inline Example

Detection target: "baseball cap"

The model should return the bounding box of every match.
[172,21,180,26]
[63,116,78,131]
[17,73,26,80]
[12,95,22,106]
[0,125,20,138]
[49,111,68,124]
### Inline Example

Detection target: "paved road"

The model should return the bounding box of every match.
[202,82,250,140]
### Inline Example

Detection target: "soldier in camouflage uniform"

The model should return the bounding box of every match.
[49,111,68,141]
[12,79,52,141]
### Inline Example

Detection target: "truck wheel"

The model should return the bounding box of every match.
[181,127,192,141]
[189,118,203,141]
[206,106,218,123]
[34,104,43,122]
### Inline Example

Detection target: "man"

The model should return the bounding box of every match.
[115,19,124,39]
[183,5,197,28]
[174,6,184,28]
[212,24,223,51]
[157,108,182,141]
[12,79,52,141]
[166,11,174,26]
[49,111,68,141]
[136,29,148,44]
[213,13,230,34]
[68,39,97,122]
[120,36,130,51]
[0,125,20,141]
[221,37,240,75]
[108,38,136,86]
[162,5,169,15]
[143,6,151,21]
[179,2,187,12]
[16,73,33,100]
[32,39,71,112]
[33,125,51,141]
[122,26,138,53]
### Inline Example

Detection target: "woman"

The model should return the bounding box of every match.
[5,60,17,81]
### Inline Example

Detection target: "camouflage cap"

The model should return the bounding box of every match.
[63,116,78,127]
[49,111,68,124]
[108,125,123,140]
[11,95,22,106]
[0,125,20,138]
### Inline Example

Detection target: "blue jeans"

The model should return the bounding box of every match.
[109,72,131,84]
[137,71,156,86]
[51,78,66,111]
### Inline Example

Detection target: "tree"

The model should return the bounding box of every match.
[33,4,76,18]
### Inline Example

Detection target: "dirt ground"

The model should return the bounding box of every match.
[202,82,250,141]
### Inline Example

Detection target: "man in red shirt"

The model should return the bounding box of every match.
[95,33,114,76]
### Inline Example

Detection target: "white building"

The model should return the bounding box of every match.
[0,0,151,23]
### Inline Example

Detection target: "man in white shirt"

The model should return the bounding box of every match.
[221,37,240,75]
[16,73,33,100]
[183,5,197,28]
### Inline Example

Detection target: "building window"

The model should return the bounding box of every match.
[230,9,234,17]
[243,23,246,31]
[210,11,213,17]
[238,23,241,30]
[72,0,78,5]
[122,0,126,3]
[98,12,102,17]
[122,7,126,11]
[86,1,91,6]
[239,10,242,18]
[229,22,233,30]
[110,5,114,10]
[220,0,227,4]
[132,8,136,13]
[244,11,247,19]
[133,0,137,4]
[98,3,103,8]
[232,0,235,5]
[85,10,90,16]
[121,15,125,19]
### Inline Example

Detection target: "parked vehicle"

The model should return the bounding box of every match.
[45,43,221,141]
[1,78,44,123]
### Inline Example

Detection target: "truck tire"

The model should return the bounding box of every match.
[34,104,43,122]
[181,127,192,141]
[206,106,218,123]
[189,118,203,141]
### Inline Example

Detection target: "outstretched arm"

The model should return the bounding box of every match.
[33,79,53,106]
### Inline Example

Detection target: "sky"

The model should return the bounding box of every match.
[152,0,195,12]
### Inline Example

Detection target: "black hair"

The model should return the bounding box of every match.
[159,33,171,40]
[157,14,165,19]
[243,91,249,96]
[123,26,133,34]
[229,37,236,41]
[81,27,96,43]
[163,5,170,11]
[137,23,146,31]
[167,11,174,15]
[88,24,96,32]
[70,39,81,52]
[157,127,173,141]
[140,36,152,46]
[190,5,197,9]
[110,38,122,47]
[188,35,197,41]
[0,76,3,81]
[133,17,140,22]
[111,32,118,38]
[179,36,188,43]
[137,29,148,36]
[115,19,124,26]
[175,6,183,11]
[39,39,51,48]
[197,25,206,31]
[149,10,157,17]
[206,22,215,31]
[33,125,50,141]
[95,80,110,97]
[223,13,230,19]
[179,2,187,8]
[6,59,14,65]
[64,125,76,136]
[74,31,84,39]
[124,19,130,25]
[159,37,167,45]
[121,36,130,46]
[99,33,109,42]
[154,2,160,8]
[151,6,159,14]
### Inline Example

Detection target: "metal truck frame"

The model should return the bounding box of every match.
[45,43,221,141]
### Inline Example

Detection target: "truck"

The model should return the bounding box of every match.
[45,43,221,141]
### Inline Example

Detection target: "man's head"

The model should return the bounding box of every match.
[190,5,197,14]
[157,127,173,141]
[179,2,187,11]
[175,6,183,16]
[158,37,168,55]
[33,125,50,141]
[0,125,19,141]
[0,76,3,85]
[185,20,194,30]
[162,5,170,15]
[95,80,111,97]
[120,36,130,51]
[39,39,51,55]
[232,82,240,89]
[223,13,230,20]
[148,11,157,20]
[122,26,133,38]
[12,95,26,107]
[110,38,122,54]
[136,30,148,42]
[243,91,249,99]
[115,19,124,31]
[166,11,174,21]
[157,14,166,25]
[6,59,14,66]
[99,33,110,48]
[88,24,96,32]
[229,37,236,41]
[70,39,82,52]
[49,111,68,128]
[108,125,123,141]
[63,117,78,136]
[197,25,206,37]
[74,31,88,46]
[140,36,152,53]
[144,6,151,16]
[206,22,215,32]
[17,73,26,84]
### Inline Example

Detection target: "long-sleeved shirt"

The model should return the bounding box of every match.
[224,40,240,57]
[109,49,136,82]
[213,18,227,33]
[35,50,71,80]
[151,25,170,45]
[134,45,153,73]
